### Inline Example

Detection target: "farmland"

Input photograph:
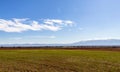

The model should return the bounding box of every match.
[0,47,120,72]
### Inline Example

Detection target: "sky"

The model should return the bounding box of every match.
[0,0,120,44]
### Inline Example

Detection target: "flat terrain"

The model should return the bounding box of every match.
[0,46,120,51]
[0,47,120,72]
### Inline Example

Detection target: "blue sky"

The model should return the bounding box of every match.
[0,0,120,44]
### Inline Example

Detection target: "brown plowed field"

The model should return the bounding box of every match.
[0,46,120,51]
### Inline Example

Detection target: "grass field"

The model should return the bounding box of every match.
[0,49,120,72]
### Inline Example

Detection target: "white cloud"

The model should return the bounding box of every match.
[44,19,63,25]
[9,37,22,40]
[49,36,56,39]
[44,19,74,26]
[26,35,56,39]
[79,37,119,42]
[0,18,74,32]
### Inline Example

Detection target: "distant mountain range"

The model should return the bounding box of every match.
[72,39,120,46]
[1,39,120,47]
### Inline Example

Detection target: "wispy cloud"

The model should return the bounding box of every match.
[78,28,83,30]
[28,35,56,39]
[9,35,56,40]
[9,37,22,40]
[0,18,74,32]
[44,19,73,26]
[80,37,120,41]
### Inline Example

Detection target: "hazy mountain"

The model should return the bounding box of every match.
[0,44,66,47]
[72,39,120,46]
[1,39,120,47]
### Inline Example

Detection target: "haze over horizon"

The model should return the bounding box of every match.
[0,0,120,44]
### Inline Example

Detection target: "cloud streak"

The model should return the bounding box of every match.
[0,18,74,32]
[28,35,56,39]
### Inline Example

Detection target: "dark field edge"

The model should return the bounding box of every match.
[0,46,120,51]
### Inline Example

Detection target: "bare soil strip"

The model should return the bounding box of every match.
[0,46,120,51]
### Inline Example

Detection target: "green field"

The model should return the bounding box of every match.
[0,49,120,72]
